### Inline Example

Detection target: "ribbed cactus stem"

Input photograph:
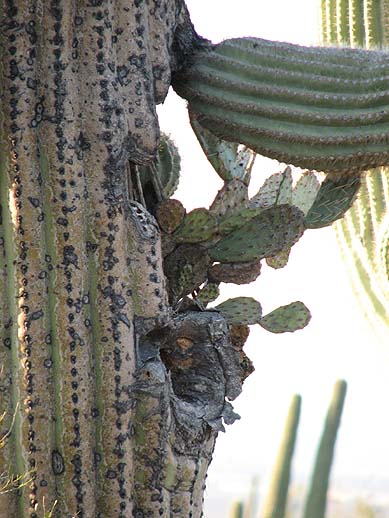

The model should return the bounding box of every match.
[364,0,384,47]
[337,0,350,44]
[350,0,366,46]
[302,380,347,518]
[174,36,389,173]
[261,395,301,518]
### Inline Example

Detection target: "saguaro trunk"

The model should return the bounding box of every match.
[0,2,235,517]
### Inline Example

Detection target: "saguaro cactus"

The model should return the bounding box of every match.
[302,380,348,518]
[322,0,389,334]
[1,1,389,517]
[173,35,389,174]
[0,3,229,517]
[261,394,302,518]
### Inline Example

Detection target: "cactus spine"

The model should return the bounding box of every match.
[173,36,389,174]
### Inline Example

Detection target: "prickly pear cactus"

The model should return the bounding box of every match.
[259,302,311,333]
[209,205,305,263]
[173,207,218,243]
[191,118,255,184]
[196,282,220,306]
[214,297,262,325]
[139,133,181,199]
[305,174,361,229]
[208,260,262,285]
[155,198,186,234]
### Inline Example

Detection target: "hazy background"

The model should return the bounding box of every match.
[157,1,389,515]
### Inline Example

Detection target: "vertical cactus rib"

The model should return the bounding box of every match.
[261,395,301,518]
[327,0,338,43]
[336,0,351,44]
[350,0,366,46]
[1,3,59,514]
[174,36,389,173]
[326,0,389,335]
[302,380,347,518]
[364,0,384,47]
[0,88,19,518]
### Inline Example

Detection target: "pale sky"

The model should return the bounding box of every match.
[157,1,389,516]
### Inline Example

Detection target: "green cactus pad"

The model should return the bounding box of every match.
[292,171,321,215]
[173,208,217,243]
[304,174,361,229]
[259,301,311,333]
[196,283,220,306]
[139,133,181,198]
[210,178,249,218]
[277,167,293,205]
[209,205,305,263]
[214,297,262,325]
[208,260,262,284]
[155,198,186,234]
[164,244,211,301]
[191,117,255,185]
[249,167,293,211]
[266,248,291,269]
[218,207,262,236]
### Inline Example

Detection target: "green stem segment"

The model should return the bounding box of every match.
[173,36,389,173]
[302,380,347,518]
[261,395,301,518]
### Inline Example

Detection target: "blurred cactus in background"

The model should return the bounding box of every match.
[320,0,389,335]
[230,380,347,518]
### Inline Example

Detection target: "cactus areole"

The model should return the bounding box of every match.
[0,1,386,517]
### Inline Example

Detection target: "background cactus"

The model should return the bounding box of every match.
[321,0,389,334]
[260,394,302,518]
[302,379,348,518]
[230,381,347,518]
[259,302,311,334]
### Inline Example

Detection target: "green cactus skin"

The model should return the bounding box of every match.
[304,173,361,229]
[210,178,249,219]
[191,118,255,185]
[214,297,262,325]
[292,171,321,215]
[173,36,389,174]
[302,380,348,518]
[209,205,305,263]
[259,301,311,333]
[261,394,302,518]
[164,244,212,302]
[196,283,220,306]
[139,133,181,198]
[229,501,245,518]
[323,0,389,335]
[266,248,291,269]
[250,167,293,210]
[173,208,218,243]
